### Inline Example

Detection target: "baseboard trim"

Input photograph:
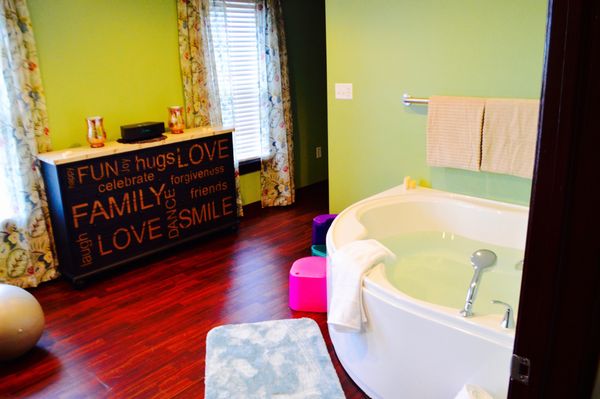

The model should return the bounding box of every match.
[242,180,328,218]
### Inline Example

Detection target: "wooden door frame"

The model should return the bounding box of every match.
[509,0,600,397]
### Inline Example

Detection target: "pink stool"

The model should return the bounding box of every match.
[289,256,327,312]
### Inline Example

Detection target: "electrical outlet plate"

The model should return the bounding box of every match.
[316,146,322,158]
[335,83,353,100]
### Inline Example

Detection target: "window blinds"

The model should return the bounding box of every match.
[210,0,262,162]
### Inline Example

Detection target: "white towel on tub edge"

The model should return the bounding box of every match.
[327,239,396,333]
[454,384,495,399]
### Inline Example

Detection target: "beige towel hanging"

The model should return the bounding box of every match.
[426,96,485,171]
[481,98,540,178]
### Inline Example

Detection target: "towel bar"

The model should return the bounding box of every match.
[402,93,429,106]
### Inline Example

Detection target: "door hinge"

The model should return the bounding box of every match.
[511,354,530,385]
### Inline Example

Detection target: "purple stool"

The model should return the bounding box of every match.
[312,214,337,246]
[289,256,327,312]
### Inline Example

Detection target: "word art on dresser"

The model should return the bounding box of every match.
[40,131,237,285]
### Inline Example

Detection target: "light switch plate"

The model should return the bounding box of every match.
[335,83,353,100]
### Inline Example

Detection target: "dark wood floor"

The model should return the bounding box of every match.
[0,182,367,399]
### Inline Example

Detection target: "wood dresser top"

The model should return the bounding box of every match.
[38,126,234,165]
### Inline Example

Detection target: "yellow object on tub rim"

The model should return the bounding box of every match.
[403,176,417,190]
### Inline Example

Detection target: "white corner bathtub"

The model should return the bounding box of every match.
[326,186,529,399]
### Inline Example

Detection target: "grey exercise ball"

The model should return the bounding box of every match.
[0,283,45,361]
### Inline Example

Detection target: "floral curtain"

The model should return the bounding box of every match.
[257,0,294,207]
[0,0,58,287]
[177,0,222,128]
[177,0,244,215]
[177,0,295,209]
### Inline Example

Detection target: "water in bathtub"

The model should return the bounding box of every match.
[379,231,524,316]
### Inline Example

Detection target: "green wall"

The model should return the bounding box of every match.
[325,0,548,212]
[28,0,184,150]
[240,172,261,205]
[282,0,328,188]
[29,0,327,206]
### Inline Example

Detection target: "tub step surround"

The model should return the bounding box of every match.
[326,185,528,398]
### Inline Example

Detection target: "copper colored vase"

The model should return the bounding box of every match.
[168,106,185,134]
[86,116,107,148]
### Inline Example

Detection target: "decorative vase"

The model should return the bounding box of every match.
[86,116,107,148]
[168,106,185,134]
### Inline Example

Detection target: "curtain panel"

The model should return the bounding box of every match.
[257,0,295,207]
[0,0,58,287]
[177,0,222,129]
[177,0,244,215]
[177,0,295,209]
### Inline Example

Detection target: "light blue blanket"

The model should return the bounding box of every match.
[205,318,346,398]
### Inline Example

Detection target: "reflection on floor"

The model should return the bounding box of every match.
[0,181,367,399]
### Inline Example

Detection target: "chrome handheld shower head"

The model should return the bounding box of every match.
[470,249,497,270]
[460,249,497,317]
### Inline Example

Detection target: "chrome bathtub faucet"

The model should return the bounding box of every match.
[515,259,524,270]
[491,300,515,329]
[459,249,497,317]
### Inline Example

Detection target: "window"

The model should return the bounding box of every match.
[209,0,263,162]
